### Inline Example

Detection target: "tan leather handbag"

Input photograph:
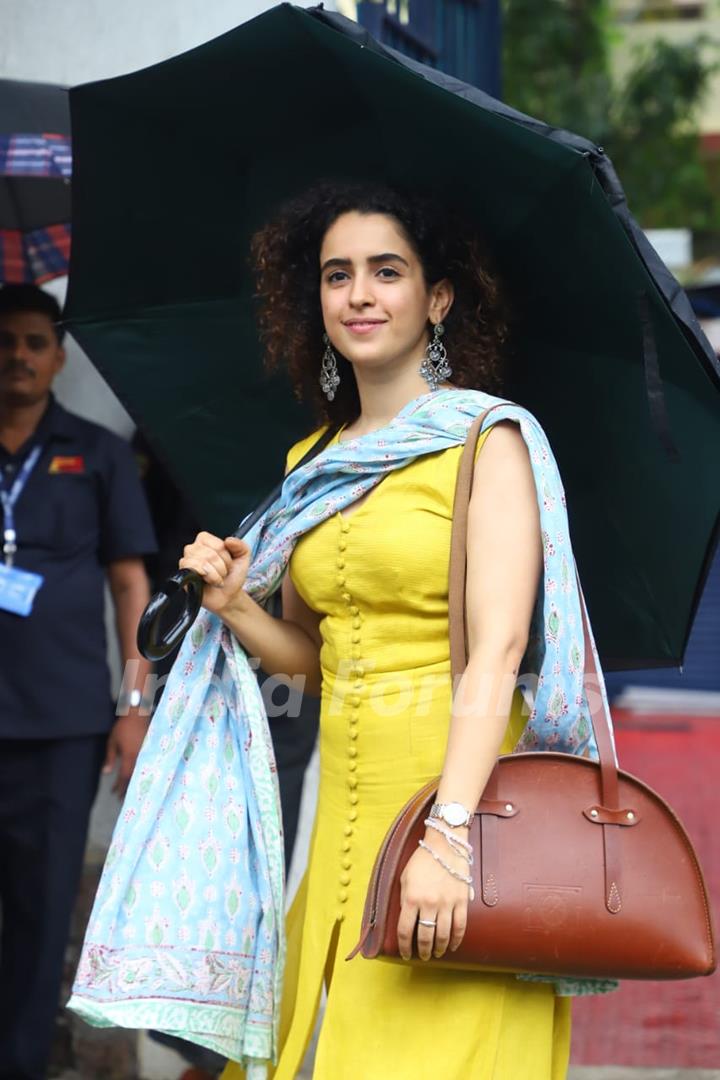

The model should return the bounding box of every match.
[348,411,716,980]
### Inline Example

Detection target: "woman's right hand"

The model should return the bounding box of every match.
[178,531,251,614]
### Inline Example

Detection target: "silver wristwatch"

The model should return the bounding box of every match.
[429,801,473,828]
[116,687,150,714]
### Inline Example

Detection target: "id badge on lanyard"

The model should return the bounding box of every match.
[0,444,45,616]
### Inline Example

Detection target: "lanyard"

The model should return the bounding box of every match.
[0,444,43,567]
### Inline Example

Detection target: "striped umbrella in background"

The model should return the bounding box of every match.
[0,79,72,284]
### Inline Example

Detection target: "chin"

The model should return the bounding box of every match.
[343,346,391,367]
[0,387,43,408]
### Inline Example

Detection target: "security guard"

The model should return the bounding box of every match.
[0,284,157,1080]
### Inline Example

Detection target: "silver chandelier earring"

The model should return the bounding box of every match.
[320,333,340,401]
[420,322,452,392]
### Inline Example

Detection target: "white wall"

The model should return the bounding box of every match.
[1,0,335,86]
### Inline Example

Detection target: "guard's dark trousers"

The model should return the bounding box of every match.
[0,735,105,1080]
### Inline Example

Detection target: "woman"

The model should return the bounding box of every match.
[177,179,592,1079]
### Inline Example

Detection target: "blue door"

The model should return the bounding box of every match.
[356,0,502,96]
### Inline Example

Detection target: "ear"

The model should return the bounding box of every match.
[54,345,66,375]
[429,278,454,324]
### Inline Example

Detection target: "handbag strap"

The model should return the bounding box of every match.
[448,410,620,810]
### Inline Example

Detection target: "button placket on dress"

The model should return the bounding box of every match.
[335,512,364,920]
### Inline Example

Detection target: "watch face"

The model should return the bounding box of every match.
[443,803,467,827]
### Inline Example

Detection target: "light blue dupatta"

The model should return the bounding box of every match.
[69,389,617,1076]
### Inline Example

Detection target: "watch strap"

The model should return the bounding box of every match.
[429,802,473,827]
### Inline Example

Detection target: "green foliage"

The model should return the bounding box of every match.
[502,1,720,228]
[503,0,614,145]
[610,37,720,227]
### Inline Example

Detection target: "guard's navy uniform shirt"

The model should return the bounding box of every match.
[0,396,157,738]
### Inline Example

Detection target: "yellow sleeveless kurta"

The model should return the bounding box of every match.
[223,428,571,1080]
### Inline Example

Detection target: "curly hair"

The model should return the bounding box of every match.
[250,178,508,424]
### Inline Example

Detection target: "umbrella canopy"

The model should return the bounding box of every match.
[65,3,720,670]
[0,78,72,283]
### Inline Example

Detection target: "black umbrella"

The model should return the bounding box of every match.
[65,3,720,669]
[0,79,72,284]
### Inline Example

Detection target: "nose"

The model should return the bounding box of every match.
[2,347,32,371]
[4,340,27,362]
[348,271,375,309]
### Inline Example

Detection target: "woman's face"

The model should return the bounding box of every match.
[319,211,452,376]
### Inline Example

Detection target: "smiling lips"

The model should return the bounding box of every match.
[343,320,386,335]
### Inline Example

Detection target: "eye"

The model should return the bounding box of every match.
[326,270,348,285]
[378,267,399,278]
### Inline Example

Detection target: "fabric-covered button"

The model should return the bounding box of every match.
[344,825,353,837]
[349,729,358,740]
[337,558,345,569]
[339,539,347,552]
[348,760,357,772]
[353,680,363,691]
[342,857,352,869]
[349,809,358,821]
[350,695,360,707]
[338,890,348,902]
[342,840,351,852]
[348,777,358,790]
[341,521,350,533]
[356,665,365,678]
[350,605,359,616]
[340,872,351,886]
[337,911,345,922]
[337,575,346,587]
[348,746,358,758]
[352,618,361,629]
[352,633,361,644]
[351,649,360,661]
[349,792,359,805]
[342,592,352,603]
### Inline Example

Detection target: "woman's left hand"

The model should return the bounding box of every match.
[397,830,472,961]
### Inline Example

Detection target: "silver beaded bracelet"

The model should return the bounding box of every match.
[418,839,475,901]
[423,817,473,864]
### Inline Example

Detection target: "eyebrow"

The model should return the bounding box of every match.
[0,329,49,340]
[320,252,410,274]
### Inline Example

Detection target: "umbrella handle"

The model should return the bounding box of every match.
[137,568,205,661]
[136,423,342,662]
